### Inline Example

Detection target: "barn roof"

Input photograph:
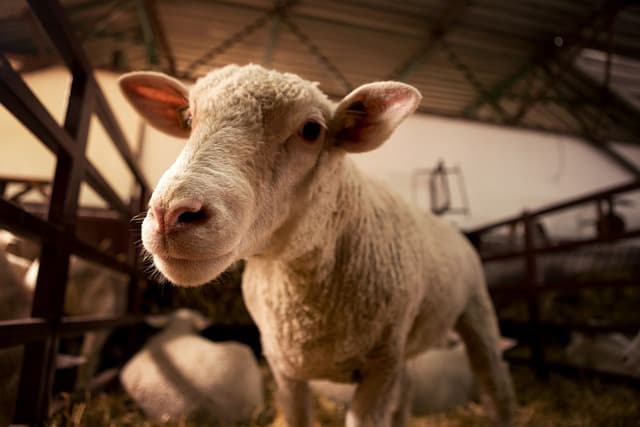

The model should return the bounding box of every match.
[2,0,640,174]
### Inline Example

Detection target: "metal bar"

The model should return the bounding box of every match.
[14,15,93,418]
[0,198,59,242]
[263,13,281,67]
[462,0,629,118]
[540,65,640,178]
[279,13,353,92]
[387,0,473,81]
[143,0,177,74]
[84,161,130,217]
[0,54,78,158]
[523,213,547,378]
[440,39,509,121]
[134,0,160,68]
[59,314,145,337]
[482,228,640,263]
[0,319,50,350]
[468,180,640,235]
[26,0,92,77]
[93,88,151,191]
[181,10,274,78]
[500,319,640,337]
[491,278,639,294]
[71,239,134,275]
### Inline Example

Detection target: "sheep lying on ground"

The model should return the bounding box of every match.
[120,64,515,427]
[312,336,516,416]
[567,331,640,378]
[120,309,263,423]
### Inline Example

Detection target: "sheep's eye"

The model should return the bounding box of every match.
[300,121,322,142]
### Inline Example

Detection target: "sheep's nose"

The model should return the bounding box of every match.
[148,200,206,234]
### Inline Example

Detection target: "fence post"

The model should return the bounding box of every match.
[523,211,548,379]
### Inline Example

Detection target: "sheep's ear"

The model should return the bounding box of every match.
[331,82,421,153]
[118,71,190,139]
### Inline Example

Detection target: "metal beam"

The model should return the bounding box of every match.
[263,14,281,67]
[387,0,473,81]
[542,67,640,178]
[180,1,299,79]
[134,0,160,68]
[279,13,353,92]
[504,5,624,126]
[462,0,629,119]
[440,38,509,122]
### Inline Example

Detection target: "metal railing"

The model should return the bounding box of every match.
[467,179,640,381]
[0,1,151,423]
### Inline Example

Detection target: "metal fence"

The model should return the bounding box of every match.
[467,179,640,383]
[0,0,151,424]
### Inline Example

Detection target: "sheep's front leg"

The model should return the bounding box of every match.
[346,357,406,427]
[273,370,313,427]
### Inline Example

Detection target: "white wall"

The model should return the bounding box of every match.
[2,66,638,237]
[352,114,640,235]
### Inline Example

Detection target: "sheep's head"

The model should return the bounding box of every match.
[120,64,420,286]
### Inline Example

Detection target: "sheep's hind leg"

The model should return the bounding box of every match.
[455,287,515,427]
[273,370,312,427]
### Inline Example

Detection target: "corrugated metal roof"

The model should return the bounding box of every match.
[1,0,639,154]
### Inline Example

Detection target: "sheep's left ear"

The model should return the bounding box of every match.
[119,71,190,139]
[331,82,421,153]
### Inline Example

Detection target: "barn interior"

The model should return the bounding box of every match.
[0,0,639,426]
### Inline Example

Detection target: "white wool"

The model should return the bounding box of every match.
[121,64,515,427]
[120,309,263,423]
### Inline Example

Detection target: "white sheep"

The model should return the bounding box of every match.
[119,64,515,427]
[24,255,128,389]
[120,309,264,423]
[567,331,640,378]
[311,336,516,416]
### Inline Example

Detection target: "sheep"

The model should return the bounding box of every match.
[567,331,640,378]
[24,254,128,389]
[311,336,516,416]
[119,64,515,427]
[119,309,264,423]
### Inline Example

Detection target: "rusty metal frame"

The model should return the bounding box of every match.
[0,0,150,424]
[467,179,640,379]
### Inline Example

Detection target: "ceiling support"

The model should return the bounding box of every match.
[387,0,473,81]
[543,66,640,179]
[134,0,159,68]
[136,0,176,74]
[462,0,629,120]
[278,14,353,92]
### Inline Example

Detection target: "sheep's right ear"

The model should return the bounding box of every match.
[119,71,190,139]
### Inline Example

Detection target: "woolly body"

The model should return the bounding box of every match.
[120,64,514,427]
[243,162,475,382]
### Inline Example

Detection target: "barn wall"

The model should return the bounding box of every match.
[2,67,638,236]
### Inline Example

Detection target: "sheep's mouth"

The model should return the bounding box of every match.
[152,251,236,287]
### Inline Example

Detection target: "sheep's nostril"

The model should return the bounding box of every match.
[177,209,207,224]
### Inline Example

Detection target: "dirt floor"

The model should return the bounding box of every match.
[46,364,640,427]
